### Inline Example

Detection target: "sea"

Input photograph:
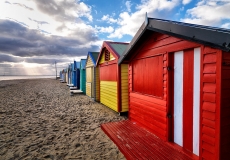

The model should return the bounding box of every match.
[0,75,57,81]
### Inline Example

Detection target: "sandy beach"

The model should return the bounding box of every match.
[0,79,127,160]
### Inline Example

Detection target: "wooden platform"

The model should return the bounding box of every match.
[101,120,196,160]
[67,84,74,87]
[69,86,78,90]
[70,90,83,94]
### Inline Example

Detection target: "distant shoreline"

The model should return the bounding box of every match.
[0,75,57,81]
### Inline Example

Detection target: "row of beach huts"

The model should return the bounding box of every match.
[59,17,230,159]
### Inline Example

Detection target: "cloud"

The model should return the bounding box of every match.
[0,19,99,58]
[181,0,230,27]
[95,26,114,33]
[28,18,49,26]
[125,1,132,12]
[1,0,95,37]
[221,23,230,29]
[108,0,180,39]
[0,0,100,75]
[0,53,22,63]
[13,2,34,10]
[182,0,192,5]
[34,0,92,22]
[101,14,118,24]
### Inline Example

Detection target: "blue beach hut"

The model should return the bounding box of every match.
[73,61,80,89]
[80,59,87,93]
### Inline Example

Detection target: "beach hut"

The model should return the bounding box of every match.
[117,17,230,159]
[75,61,81,89]
[71,61,80,88]
[59,70,62,81]
[67,64,72,85]
[80,59,87,93]
[96,41,129,113]
[61,69,67,83]
[65,68,68,84]
[85,52,99,101]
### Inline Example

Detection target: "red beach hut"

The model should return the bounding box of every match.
[96,41,129,113]
[103,17,230,159]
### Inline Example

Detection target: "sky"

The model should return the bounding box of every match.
[0,0,230,75]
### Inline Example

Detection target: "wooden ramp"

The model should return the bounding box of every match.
[101,120,196,160]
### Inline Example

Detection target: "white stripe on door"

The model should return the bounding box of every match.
[193,47,201,156]
[174,51,184,147]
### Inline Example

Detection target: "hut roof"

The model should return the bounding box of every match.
[80,59,87,69]
[118,17,230,64]
[108,42,129,56]
[88,52,99,66]
[96,41,129,65]
[74,61,80,70]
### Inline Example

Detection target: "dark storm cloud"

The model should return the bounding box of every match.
[0,53,22,63]
[25,58,67,64]
[0,19,99,58]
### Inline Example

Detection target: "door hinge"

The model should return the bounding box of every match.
[167,114,172,118]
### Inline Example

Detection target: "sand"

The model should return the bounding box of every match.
[0,79,127,160]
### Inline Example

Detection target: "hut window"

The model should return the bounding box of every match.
[133,55,163,98]
[104,50,110,61]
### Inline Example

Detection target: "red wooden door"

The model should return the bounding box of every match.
[173,48,201,156]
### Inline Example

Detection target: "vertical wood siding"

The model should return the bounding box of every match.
[183,49,194,151]
[100,81,118,111]
[220,51,230,159]
[95,67,100,101]
[121,64,129,112]
[200,46,220,160]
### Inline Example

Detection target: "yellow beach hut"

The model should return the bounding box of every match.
[85,52,100,101]
[96,41,129,113]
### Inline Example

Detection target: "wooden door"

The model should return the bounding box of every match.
[173,48,201,156]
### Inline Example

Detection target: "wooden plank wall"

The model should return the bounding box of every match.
[86,55,94,67]
[200,46,220,160]
[95,67,100,101]
[121,64,129,112]
[128,33,170,141]
[128,32,201,142]
[80,69,86,93]
[100,81,118,111]
[220,51,230,159]
[86,83,91,97]
[86,67,92,97]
